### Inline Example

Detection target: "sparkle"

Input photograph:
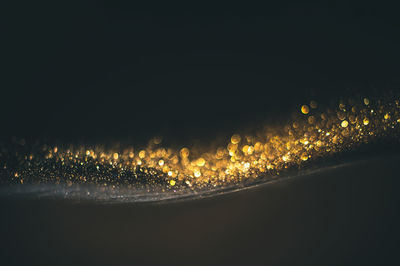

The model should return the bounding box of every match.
[180,148,189,158]
[1,95,400,190]
[194,170,201,178]
[231,134,241,144]
[139,150,146,159]
[196,158,206,167]
[301,105,310,115]
[301,153,309,161]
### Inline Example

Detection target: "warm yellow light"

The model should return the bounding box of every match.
[6,95,399,189]
[194,170,201,178]
[231,134,241,144]
[180,147,189,158]
[139,150,146,159]
[196,158,206,167]
[301,105,309,114]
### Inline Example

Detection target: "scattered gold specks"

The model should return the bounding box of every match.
[1,95,400,189]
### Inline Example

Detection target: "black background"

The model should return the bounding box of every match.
[3,1,400,143]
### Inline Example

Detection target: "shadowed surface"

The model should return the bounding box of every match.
[1,153,399,266]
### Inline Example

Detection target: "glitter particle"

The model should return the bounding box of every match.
[231,134,241,144]
[1,95,399,190]
[301,105,310,115]
[180,148,189,158]
[301,153,309,161]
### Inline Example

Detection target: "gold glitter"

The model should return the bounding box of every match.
[231,134,241,144]
[282,155,289,162]
[194,169,201,178]
[301,105,310,114]
[162,166,169,173]
[196,158,206,167]
[180,148,189,158]
[2,95,400,190]
[139,150,146,159]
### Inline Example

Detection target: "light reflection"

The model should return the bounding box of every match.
[0,95,400,192]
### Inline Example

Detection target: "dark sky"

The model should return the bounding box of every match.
[3,1,400,143]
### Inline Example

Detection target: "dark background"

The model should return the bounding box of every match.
[2,1,400,266]
[3,1,400,144]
